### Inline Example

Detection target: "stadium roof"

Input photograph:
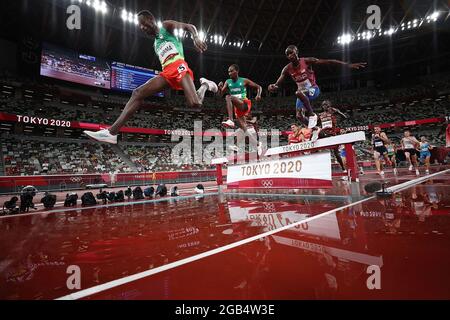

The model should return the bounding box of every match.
[1,0,449,84]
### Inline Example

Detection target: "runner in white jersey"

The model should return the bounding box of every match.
[401,130,420,176]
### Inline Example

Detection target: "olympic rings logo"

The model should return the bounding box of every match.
[70,177,83,183]
[263,202,276,212]
[261,180,274,188]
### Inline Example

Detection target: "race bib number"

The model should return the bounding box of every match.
[177,64,187,73]
[232,94,243,99]
[375,141,383,147]
[157,42,179,63]
[322,120,332,129]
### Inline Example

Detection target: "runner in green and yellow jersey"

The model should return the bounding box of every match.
[218,64,264,155]
[84,10,217,144]
[218,64,262,129]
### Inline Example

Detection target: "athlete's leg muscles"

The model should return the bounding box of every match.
[196,84,209,103]
[405,151,412,164]
[333,148,346,171]
[180,74,203,108]
[110,76,169,135]
[295,90,314,116]
[391,155,397,168]
[225,95,235,120]
[231,96,246,111]
[296,108,308,126]
[374,151,382,172]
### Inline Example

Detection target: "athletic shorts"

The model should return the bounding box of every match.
[296,85,321,110]
[404,148,417,156]
[160,59,194,91]
[420,151,431,160]
[374,146,388,155]
[319,128,340,137]
[234,99,252,118]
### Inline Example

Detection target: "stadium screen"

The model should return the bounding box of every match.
[111,62,164,97]
[40,43,111,89]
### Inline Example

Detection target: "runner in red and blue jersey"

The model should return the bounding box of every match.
[268,45,366,129]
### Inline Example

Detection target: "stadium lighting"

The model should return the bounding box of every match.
[101,1,107,14]
[121,9,127,21]
[339,33,352,45]
[198,30,205,41]
[427,11,439,22]
[92,0,99,10]
[219,35,223,45]
[127,12,134,23]
[86,0,91,6]
[385,27,396,36]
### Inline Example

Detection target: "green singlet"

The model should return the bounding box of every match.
[226,77,248,99]
[154,27,185,69]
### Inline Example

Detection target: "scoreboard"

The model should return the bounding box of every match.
[111,62,164,97]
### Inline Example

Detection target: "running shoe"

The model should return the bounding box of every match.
[200,77,218,93]
[307,114,318,129]
[84,129,117,144]
[222,119,235,128]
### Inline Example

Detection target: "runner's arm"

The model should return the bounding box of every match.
[268,66,288,92]
[380,132,390,144]
[332,107,348,118]
[218,81,229,97]
[244,79,262,101]
[411,136,421,147]
[305,57,367,70]
[163,20,206,52]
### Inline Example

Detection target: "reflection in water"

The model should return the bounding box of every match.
[1,184,449,300]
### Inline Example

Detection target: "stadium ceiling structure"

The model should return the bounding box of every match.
[1,0,449,84]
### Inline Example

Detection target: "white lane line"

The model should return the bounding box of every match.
[387,169,449,193]
[52,168,448,300]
